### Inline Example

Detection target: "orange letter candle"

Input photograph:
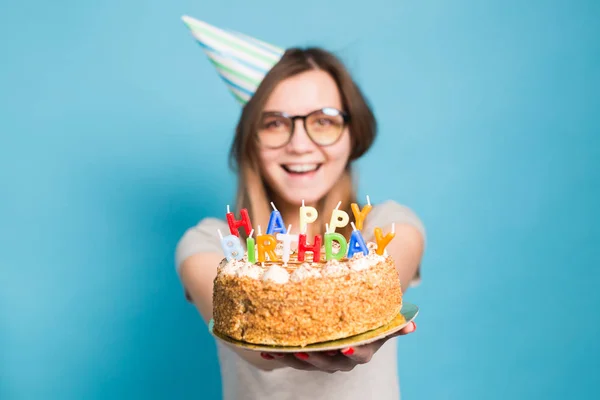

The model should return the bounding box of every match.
[256,234,279,262]
[374,223,395,256]
[350,195,372,231]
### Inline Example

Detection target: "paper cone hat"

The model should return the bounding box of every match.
[181,15,284,105]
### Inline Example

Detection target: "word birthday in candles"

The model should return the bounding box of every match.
[219,197,395,262]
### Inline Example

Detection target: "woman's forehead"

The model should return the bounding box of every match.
[263,70,342,114]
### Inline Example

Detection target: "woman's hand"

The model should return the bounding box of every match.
[260,321,416,373]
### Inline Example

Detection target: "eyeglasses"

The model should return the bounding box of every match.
[257,107,350,149]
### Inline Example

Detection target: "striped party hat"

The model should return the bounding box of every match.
[181,15,285,105]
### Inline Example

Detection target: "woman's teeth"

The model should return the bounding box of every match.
[282,164,320,173]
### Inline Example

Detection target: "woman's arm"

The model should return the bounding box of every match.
[179,253,287,371]
[374,223,425,292]
[361,201,426,292]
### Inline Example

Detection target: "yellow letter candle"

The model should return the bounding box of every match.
[374,223,396,256]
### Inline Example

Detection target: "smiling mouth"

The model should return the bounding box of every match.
[281,163,322,175]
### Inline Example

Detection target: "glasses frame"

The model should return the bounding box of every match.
[256,107,350,149]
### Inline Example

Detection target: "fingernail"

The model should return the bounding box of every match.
[411,321,417,332]
[325,351,338,356]
[272,353,285,358]
[341,347,354,356]
[295,352,309,360]
[260,352,274,360]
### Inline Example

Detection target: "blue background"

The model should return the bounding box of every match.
[1,0,599,398]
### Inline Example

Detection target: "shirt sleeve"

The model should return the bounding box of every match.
[363,201,426,287]
[174,218,227,275]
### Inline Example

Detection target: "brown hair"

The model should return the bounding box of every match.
[229,47,377,240]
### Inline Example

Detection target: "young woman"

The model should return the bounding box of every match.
[176,47,426,400]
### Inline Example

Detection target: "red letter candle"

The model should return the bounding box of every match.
[226,206,253,237]
[297,234,322,262]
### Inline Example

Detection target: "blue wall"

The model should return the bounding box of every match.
[1,0,598,399]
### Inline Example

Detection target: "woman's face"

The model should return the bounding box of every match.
[258,70,351,207]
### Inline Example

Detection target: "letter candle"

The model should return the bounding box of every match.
[226,205,253,237]
[347,222,369,258]
[328,201,349,233]
[324,223,348,261]
[350,195,372,231]
[374,223,395,256]
[298,232,322,262]
[266,202,287,235]
[276,224,297,266]
[218,229,244,261]
[246,229,256,263]
[256,225,278,264]
[299,200,318,234]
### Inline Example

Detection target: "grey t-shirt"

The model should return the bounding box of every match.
[175,200,426,400]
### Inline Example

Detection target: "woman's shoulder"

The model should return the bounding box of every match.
[191,217,229,232]
[367,200,426,239]
[177,217,230,243]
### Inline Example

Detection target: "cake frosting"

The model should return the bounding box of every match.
[261,264,290,284]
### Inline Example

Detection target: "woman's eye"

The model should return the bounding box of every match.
[266,120,282,128]
[316,118,332,126]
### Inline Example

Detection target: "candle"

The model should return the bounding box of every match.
[374,223,395,256]
[347,222,369,258]
[298,233,322,262]
[276,225,297,265]
[350,195,372,231]
[299,200,318,234]
[266,202,287,235]
[218,229,244,261]
[324,232,348,261]
[226,205,253,237]
[246,229,256,263]
[328,201,349,233]
[256,224,278,262]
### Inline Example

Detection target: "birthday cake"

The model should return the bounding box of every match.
[213,201,402,347]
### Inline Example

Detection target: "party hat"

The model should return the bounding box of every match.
[181,15,284,105]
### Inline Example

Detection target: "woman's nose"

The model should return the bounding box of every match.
[286,120,315,153]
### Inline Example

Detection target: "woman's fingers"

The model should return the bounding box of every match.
[263,352,356,372]
[396,321,417,336]
[263,353,318,371]
[291,352,356,373]
[340,321,417,363]
[260,322,417,371]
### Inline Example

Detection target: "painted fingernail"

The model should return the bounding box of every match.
[295,352,309,360]
[260,352,274,360]
[341,347,354,356]
[272,353,285,358]
[325,351,338,356]
[411,321,417,331]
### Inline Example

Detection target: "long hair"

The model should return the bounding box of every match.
[229,48,377,240]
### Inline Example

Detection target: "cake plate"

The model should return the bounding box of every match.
[208,302,418,353]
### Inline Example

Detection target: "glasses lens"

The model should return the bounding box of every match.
[257,114,292,148]
[306,109,345,146]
